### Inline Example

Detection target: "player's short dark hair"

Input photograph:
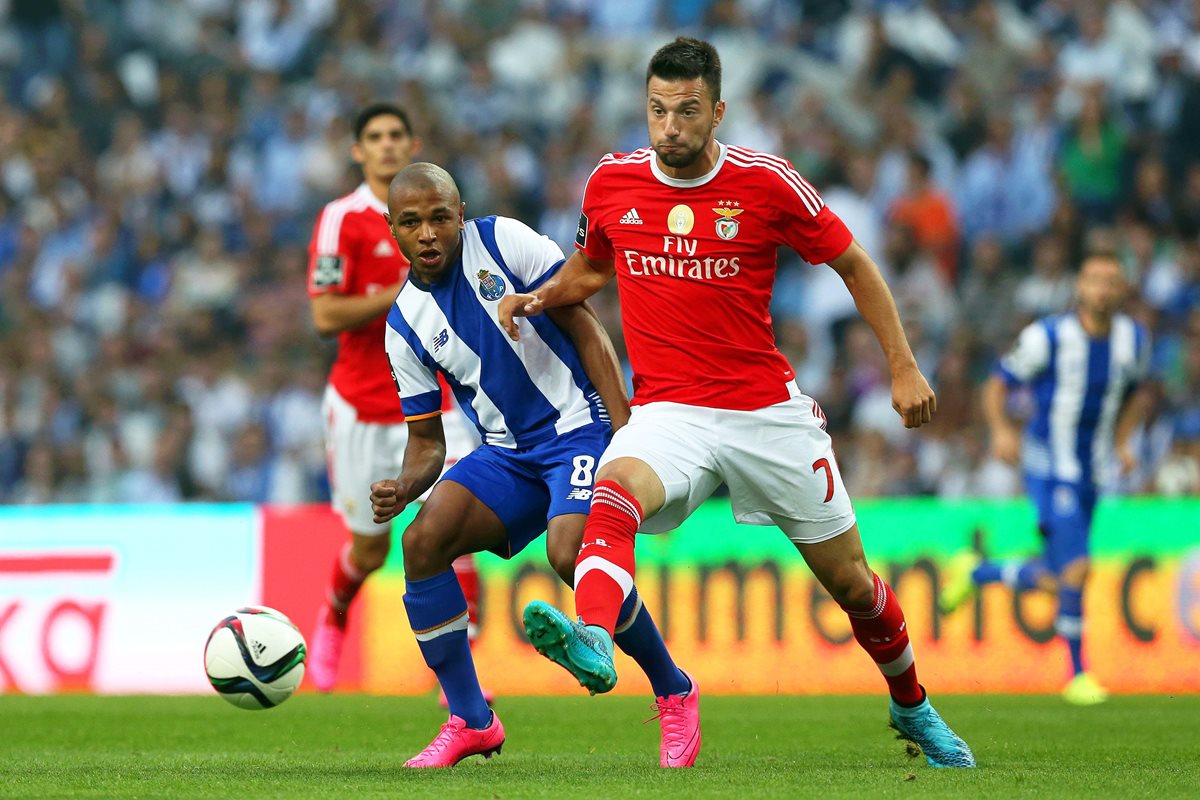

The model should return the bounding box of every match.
[353,102,413,141]
[646,37,722,104]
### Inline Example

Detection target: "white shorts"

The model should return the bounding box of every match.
[598,383,855,544]
[322,384,479,534]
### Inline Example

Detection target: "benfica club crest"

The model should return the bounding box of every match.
[477,269,506,301]
[712,202,744,240]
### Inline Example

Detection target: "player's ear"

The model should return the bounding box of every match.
[351,141,365,166]
[410,137,423,156]
[458,202,466,228]
[713,99,725,128]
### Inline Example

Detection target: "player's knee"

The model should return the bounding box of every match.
[546,538,578,586]
[1059,557,1090,589]
[400,522,452,577]
[827,563,875,610]
[350,536,391,574]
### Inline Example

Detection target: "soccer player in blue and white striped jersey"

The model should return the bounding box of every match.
[369,163,696,767]
[944,254,1151,705]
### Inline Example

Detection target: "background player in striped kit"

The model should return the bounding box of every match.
[371,163,697,768]
[942,253,1151,705]
[305,104,483,696]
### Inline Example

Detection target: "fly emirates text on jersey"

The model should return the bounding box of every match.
[623,235,741,280]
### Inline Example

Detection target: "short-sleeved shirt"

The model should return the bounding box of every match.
[576,142,853,411]
[997,312,1150,487]
[308,183,409,423]
[385,216,609,448]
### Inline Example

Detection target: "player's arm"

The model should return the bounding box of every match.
[981,373,1021,465]
[310,284,404,337]
[827,239,935,429]
[499,250,615,341]
[1113,385,1154,475]
[546,301,631,430]
[370,415,446,524]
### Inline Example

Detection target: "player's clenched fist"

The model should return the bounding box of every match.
[498,292,544,341]
[370,479,407,524]
[891,364,937,429]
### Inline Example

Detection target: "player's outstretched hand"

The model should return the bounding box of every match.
[370,479,407,524]
[498,293,544,341]
[892,364,937,429]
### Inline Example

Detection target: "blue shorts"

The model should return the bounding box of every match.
[1025,475,1098,572]
[440,422,610,559]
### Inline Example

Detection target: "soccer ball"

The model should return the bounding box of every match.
[204,606,307,710]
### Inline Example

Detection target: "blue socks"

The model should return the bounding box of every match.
[973,559,1045,591]
[613,586,689,698]
[1057,586,1085,676]
[404,570,491,728]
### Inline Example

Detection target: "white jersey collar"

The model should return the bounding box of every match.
[649,141,727,188]
[356,182,389,215]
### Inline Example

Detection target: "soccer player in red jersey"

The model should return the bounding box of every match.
[500,38,975,768]
[306,103,484,696]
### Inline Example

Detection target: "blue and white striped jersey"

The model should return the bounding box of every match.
[997,312,1150,488]
[385,215,608,448]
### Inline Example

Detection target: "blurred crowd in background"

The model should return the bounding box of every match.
[1,0,1199,506]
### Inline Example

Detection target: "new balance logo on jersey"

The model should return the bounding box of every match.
[373,239,394,257]
[565,488,593,501]
[432,329,449,352]
[619,208,644,225]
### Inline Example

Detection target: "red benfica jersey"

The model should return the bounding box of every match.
[577,143,853,410]
[308,183,409,423]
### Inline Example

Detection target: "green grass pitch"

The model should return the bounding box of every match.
[1,694,1196,799]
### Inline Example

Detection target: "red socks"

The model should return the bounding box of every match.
[843,573,923,705]
[452,554,481,642]
[326,542,366,627]
[573,481,641,635]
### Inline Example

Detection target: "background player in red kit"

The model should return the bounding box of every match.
[501,38,975,768]
[307,103,482,694]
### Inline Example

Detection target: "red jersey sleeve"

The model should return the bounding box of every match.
[575,164,614,260]
[771,162,854,264]
[307,205,355,296]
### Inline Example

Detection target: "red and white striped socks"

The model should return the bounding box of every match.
[843,572,923,705]
[573,481,641,635]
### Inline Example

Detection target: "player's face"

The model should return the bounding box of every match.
[352,115,418,182]
[1076,257,1126,317]
[646,76,725,175]
[386,186,465,284]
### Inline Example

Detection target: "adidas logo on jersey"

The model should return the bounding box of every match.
[373,239,394,257]
[619,208,644,225]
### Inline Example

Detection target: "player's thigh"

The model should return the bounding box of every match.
[323,386,395,537]
[406,478,509,563]
[719,394,855,544]
[439,446,552,560]
[597,404,722,533]
[1039,481,1097,575]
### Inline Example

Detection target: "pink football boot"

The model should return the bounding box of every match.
[307,606,345,693]
[648,669,701,768]
[404,712,506,768]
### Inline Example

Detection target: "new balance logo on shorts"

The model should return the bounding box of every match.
[619,208,644,225]
[565,488,593,501]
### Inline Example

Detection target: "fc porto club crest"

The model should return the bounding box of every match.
[476,269,506,301]
[712,200,744,240]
